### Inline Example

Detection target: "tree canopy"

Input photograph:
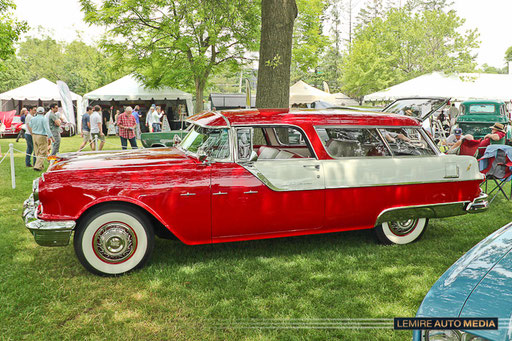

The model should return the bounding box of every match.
[0,0,27,64]
[80,0,261,112]
[341,6,479,99]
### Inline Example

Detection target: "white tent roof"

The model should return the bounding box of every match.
[290,80,338,104]
[84,74,193,101]
[364,72,512,102]
[0,78,82,101]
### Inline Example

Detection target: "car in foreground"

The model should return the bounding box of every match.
[456,100,511,140]
[23,108,488,275]
[413,222,512,341]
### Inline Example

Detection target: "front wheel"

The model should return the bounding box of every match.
[74,206,155,276]
[375,218,428,245]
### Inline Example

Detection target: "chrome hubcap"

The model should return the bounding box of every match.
[93,223,136,263]
[388,219,418,236]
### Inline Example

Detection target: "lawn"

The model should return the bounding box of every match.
[0,136,510,340]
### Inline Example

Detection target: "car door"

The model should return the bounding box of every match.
[211,126,325,240]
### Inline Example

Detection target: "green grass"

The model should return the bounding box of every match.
[0,136,510,340]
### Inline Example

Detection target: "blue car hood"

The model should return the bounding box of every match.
[417,223,512,339]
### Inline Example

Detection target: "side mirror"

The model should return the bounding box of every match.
[236,127,254,162]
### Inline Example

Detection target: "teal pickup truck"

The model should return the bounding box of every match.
[456,100,511,139]
[140,130,188,148]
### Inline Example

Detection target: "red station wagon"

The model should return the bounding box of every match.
[23,109,488,275]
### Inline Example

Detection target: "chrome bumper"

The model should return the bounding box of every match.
[22,193,75,247]
[465,192,489,213]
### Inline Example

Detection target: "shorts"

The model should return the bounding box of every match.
[82,131,91,142]
[91,132,105,142]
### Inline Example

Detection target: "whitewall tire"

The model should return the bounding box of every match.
[375,218,428,245]
[74,207,154,276]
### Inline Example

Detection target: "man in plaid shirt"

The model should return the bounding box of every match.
[117,106,138,149]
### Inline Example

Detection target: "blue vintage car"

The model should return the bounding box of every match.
[413,222,512,341]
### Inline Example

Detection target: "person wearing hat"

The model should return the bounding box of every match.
[28,106,54,171]
[445,128,463,147]
[448,123,507,154]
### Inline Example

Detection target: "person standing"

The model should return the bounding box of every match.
[16,107,27,142]
[45,103,61,156]
[118,106,138,149]
[448,103,459,127]
[146,104,156,132]
[24,106,36,167]
[114,109,121,136]
[78,106,93,151]
[132,105,142,139]
[152,106,164,132]
[29,107,54,171]
[90,105,105,150]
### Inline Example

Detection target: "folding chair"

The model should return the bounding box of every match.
[480,148,512,203]
[458,138,481,156]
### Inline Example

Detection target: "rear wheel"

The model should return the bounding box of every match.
[375,218,428,245]
[74,206,154,276]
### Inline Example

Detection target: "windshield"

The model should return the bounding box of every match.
[383,98,448,121]
[180,125,231,159]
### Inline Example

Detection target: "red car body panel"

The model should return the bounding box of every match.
[36,109,484,245]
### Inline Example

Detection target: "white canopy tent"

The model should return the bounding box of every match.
[289,81,358,107]
[364,72,512,102]
[0,78,83,126]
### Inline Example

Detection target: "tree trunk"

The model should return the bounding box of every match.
[195,78,205,113]
[256,0,298,109]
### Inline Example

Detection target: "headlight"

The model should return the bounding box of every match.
[32,178,39,201]
[425,330,489,341]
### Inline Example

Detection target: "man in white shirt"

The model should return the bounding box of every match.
[152,106,164,132]
[90,105,105,150]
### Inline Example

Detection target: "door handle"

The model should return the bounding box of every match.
[180,192,196,196]
[243,190,258,194]
[213,191,228,196]
[303,164,320,170]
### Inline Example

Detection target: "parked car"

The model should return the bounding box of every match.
[23,108,488,275]
[413,222,512,341]
[0,111,23,137]
[456,100,511,140]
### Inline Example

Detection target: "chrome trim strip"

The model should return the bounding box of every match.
[324,178,482,190]
[375,201,469,225]
[375,194,488,225]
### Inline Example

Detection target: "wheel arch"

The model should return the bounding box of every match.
[76,199,180,242]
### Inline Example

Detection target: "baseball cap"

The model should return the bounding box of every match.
[36,106,44,114]
[454,128,462,135]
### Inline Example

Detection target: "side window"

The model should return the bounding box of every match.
[273,127,305,146]
[316,127,390,158]
[379,128,436,156]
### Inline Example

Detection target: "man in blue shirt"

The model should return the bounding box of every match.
[29,107,54,171]
[132,105,141,139]
[78,106,92,151]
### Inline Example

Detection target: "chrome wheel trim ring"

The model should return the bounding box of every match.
[93,222,137,264]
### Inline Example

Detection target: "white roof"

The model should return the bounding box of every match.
[0,78,82,101]
[83,74,193,101]
[290,80,338,104]
[365,72,512,102]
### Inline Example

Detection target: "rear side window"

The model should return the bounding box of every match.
[378,128,436,156]
[273,127,306,146]
[316,127,391,157]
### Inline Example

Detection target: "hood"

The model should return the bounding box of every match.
[49,147,194,172]
[417,222,512,338]
[382,97,449,122]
